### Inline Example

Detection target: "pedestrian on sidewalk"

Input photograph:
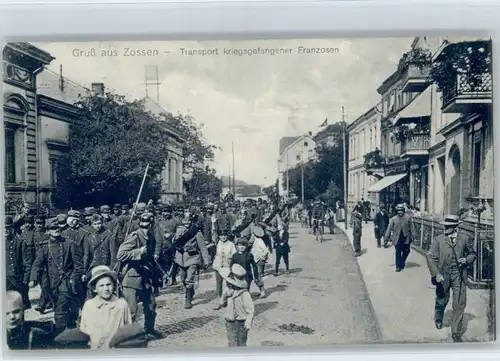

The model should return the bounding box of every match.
[219,264,254,347]
[350,207,363,257]
[373,205,389,248]
[426,215,476,343]
[383,204,416,271]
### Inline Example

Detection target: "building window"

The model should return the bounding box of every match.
[472,138,482,196]
[168,159,173,190]
[50,159,58,186]
[5,129,16,183]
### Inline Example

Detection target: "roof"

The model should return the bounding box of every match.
[37,68,90,104]
[347,104,380,132]
[279,136,300,156]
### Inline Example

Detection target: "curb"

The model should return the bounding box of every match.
[334,223,385,342]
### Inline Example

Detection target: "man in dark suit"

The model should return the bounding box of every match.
[373,205,390,248]
[383,204,416,272]
[426,215,476,342]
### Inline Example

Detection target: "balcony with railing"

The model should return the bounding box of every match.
[363,148,385,178]
[401,63,430,93]
[442,72,492,113]
[400,133,430,157]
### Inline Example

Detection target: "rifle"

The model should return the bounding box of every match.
[114,165,150,283]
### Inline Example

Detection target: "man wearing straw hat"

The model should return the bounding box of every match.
[383,204,416,271]
[426,214,476,342]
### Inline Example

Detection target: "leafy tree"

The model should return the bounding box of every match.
[184,165,223,202]
[157,112,218,172]
[286,142,345,203]
[68,92,182,207]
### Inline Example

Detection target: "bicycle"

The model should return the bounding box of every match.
[312,219,325,242]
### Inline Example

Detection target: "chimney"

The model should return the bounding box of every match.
[91,82,105,96]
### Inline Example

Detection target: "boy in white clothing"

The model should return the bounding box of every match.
[212,228,236,310]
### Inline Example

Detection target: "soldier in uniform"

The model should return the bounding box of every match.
[33,215,52,314]
[83,214,117,289]
[29,218,84,335]
[426,215,476,342]
[100,205,116,231]
[172,212,212,309]
[5,216,34,310]
[82,208,95,232]
[155,204,180,286]
[121,202,147,236]
[62,210,89,311]
[116,212,163,340]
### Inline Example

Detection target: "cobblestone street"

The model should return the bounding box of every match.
[145,223,380,349]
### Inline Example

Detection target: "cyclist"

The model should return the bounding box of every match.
[312,200,326,242]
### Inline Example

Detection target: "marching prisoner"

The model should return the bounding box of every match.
[172,211,212,309]
[29,218,84,335]
[5,216,34,310]
[116,212,163,340]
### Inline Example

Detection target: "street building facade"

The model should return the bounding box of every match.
[347,106,382,218]
[142,96,186,203]
[348,36,493,286]
[277,133,316,197]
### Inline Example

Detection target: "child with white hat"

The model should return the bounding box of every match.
[219,264,255,347]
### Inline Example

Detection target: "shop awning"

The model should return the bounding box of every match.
[368,173,407,193]
[392,86,432,125]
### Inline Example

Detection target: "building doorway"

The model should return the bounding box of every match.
[447,145,462,215]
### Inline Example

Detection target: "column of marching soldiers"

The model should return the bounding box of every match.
[5,196,291,343]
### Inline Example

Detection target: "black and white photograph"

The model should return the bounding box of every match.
[2,36,494,351]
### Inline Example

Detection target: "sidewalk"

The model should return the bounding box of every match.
[336,221,492,343]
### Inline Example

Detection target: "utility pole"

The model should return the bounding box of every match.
[232,141,236,195]
[301,157,305,204]
[286,150,290,198]
[342,105,349,229]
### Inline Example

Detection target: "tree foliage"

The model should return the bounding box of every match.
[184,166,223,203]
[67,93,176,207]
[284,143,344,203]
[66,92,217,208]
[157,112,218,172]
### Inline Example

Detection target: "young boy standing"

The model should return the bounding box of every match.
[230,236,265,298]
[219,264,255,347]
[212,227,236,310]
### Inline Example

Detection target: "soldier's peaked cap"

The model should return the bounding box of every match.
[100,205,110,212]
[136,203,147,212]
[139,212,153,222]
[47,218,60,229]
[57,213,68,224]
[5,216,14,227]
[84,207,95,215]
[68,210,80,218]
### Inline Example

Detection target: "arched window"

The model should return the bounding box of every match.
[3,94,29,184]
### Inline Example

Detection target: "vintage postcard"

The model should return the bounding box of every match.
[3,37,494,350]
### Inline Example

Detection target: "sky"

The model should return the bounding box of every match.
[33,38,414,186]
